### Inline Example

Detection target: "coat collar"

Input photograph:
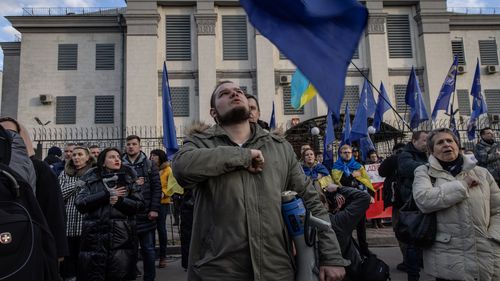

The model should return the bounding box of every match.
[428,154,476,179]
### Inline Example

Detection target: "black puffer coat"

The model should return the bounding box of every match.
[75,165,144,281]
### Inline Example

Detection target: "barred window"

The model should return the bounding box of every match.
[479,40,499,65]
[222,15,248,60]
[457,89,471,116]
[387,15,413,58]
[56,96,77,124]
[394,84,408,112]
[58,44,78,70]
[166,15,191,61]
[451,40,466,65]
[171,87,190,117]
[95,95,114,124]
[340,85,360,113]
[95,44,115,70]
[484,89,500,114]
[283,86,304,115]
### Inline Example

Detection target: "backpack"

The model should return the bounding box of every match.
[360,254,391,281]
[0,124,58,280]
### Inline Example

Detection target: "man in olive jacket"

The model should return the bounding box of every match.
[172,81,348,281]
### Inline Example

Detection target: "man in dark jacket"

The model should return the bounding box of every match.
[326,186,371,280]
[173,81,348,281]
[122,135,162,281]
[397,130,429,281]
[43,146,63,172]
[474,127,500,186]
[245,93,270,130]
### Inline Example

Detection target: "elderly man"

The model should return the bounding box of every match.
[474,127,500,186]
[172,81,348,281]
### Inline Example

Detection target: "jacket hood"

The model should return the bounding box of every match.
[122,151,148,165]
[428,154,476,176]
[185,122,211,137]
[159,161,169,171]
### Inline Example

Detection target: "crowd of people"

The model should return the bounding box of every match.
[1,81,500,281]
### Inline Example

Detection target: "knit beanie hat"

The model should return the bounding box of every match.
[48,146,62,157]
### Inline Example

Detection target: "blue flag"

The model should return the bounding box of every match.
[240,0,368,121]
[373,82,391,132]
[405,67,429,130]
[361,79,377,118]
[467,59,487,140]
[350,85,369,142]
[340,103,351,147]
[269,101,276,130]
[323,110,335,170]
[162,62,179,159]
[360,136,375,162]
[431,56,458,120]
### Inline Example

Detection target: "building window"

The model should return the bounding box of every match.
[387,15,412,58]
[352,47,359,60]
[95,44,115,70]
[484,89,500,114]
[479,40,499,65]
[283,86,304,115]
[457,89,471,116]
[171,87,190,117]
[451,40,466,65]
[95,95,114,124]
[222,15,248,60]
[56,96,76,124]
[340,85,360,113]
[394,84,408,112]
[166,15,191,61]
[58,44,78,70]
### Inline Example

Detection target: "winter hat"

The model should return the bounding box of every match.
[48,146,62,157]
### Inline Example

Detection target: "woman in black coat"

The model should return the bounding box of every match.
[75,148,145,281]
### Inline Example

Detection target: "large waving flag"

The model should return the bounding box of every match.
[240,0,368,121]
[467,59,488,140]
[350,86,369,142]
[162,62,179,159]
[323,110,335,170]
[340,103,352,147]
[361,79,377,118]
[291,69,317,109]
[373,82,391,132]
[269,101,276,130]
[406,67,429,130]
[431,56,459,120]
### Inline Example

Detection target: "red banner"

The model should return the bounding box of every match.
[364,163,392,219]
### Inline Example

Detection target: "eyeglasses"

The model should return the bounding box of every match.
[341,151,352,154]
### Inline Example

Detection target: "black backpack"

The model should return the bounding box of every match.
[0,124,58,281]
[360,254,391,281]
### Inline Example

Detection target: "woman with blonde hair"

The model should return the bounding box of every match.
[58,146,95,280]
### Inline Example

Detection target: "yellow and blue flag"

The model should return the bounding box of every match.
[240,0,368,121]
[291,69,317,109]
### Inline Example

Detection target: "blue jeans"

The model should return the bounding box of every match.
[157,204,169,258]
[406,244,421,281]
[138,231,156,281]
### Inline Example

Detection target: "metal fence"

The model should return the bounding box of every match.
[30,117,500,160]
[447,7,500,15]
[21,7,126,16]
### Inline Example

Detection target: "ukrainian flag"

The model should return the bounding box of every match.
[291,69,317,109]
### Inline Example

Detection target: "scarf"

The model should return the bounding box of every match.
[332,157,362,177]
[437,155,464,177]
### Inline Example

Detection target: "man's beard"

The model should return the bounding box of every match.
[216,106,250,126]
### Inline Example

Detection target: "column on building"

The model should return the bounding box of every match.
[0,42,21,118]
[415,0,453,117]
[365,0,390,114]
[124,0,160,127]
[195,1,217,122]
[254,30,276,124]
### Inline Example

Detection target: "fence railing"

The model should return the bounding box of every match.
[21,7,126,16]
[448,7,500,15]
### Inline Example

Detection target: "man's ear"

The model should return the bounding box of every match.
[210,108,218,120]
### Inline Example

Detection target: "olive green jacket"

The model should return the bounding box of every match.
[172,123,348,281]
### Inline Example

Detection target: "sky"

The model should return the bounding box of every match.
[0,0,499,71]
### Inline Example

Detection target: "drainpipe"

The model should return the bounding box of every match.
[118,14,126,149]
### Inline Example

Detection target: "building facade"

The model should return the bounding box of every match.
[1,0,500,135]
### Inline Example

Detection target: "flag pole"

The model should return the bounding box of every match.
[350,61,411,131]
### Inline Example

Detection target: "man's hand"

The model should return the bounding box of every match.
[247,149,264,173]
[319,265,345,281]
[148,211,158,220]
[352,170,361,178]
[136,177,145,186]
[326,183,339,193]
